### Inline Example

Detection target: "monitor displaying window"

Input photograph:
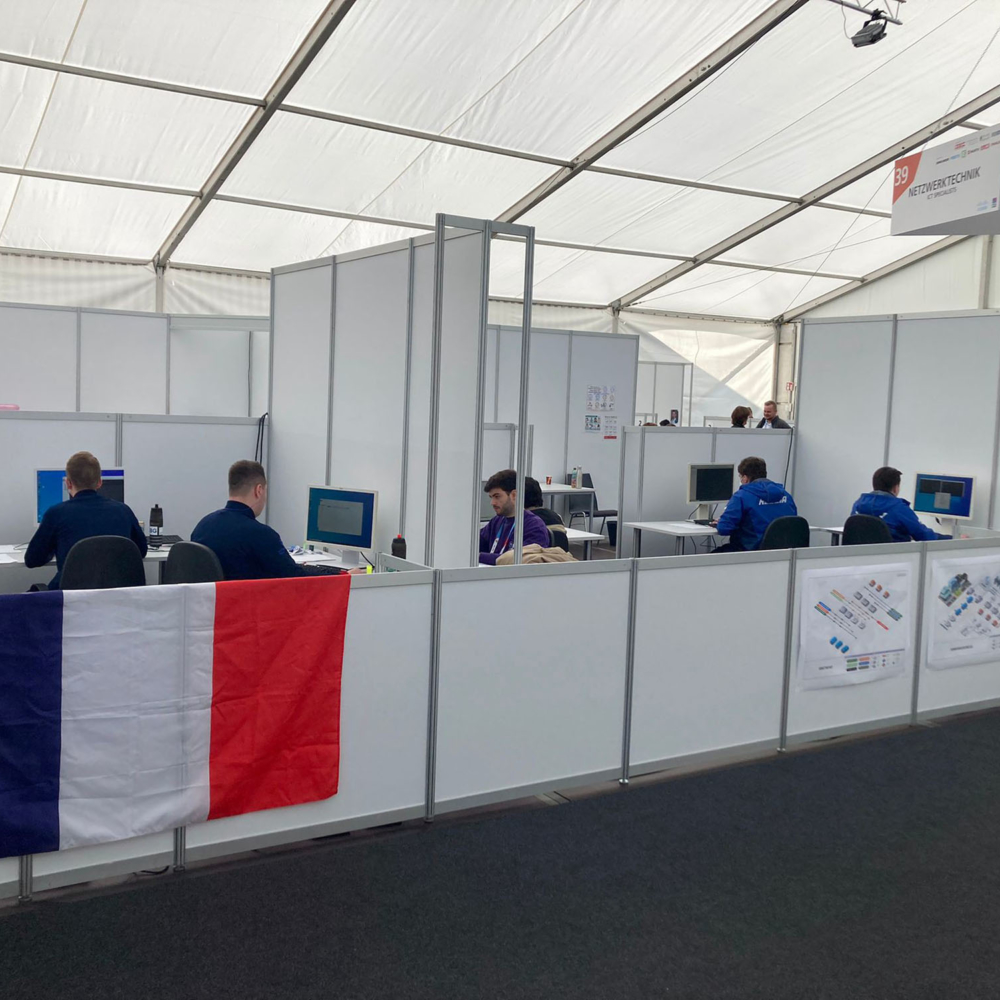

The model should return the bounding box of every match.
[36,468,125,523]
[687,464,735,504]
[913,473,974,521]
[305,486,377,552]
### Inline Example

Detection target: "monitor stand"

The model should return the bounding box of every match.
[938,518,959,539]
[692,503,713,522]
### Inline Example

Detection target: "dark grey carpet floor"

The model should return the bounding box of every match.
[4,713,1000,999]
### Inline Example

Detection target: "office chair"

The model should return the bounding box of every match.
[843,514,893,545]
[759,516,811,551]
[162,541,224,584]
[547,526,570,552]
[60,535,146,590]
[567,472,618,536]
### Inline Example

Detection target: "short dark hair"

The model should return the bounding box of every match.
[738,456,767,481]
[229,459,267,494]
[763,400,777,409]
[523,476,543,508]
[66,451,101,490]
[873,466,901,493]
[485,469,517,494]
[731,406,752,427]
[658,419,673,427]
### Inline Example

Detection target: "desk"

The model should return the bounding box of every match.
[540,484,596,532]
[810,526,844,546]
[625,520,718,557]
[564,526,603,560]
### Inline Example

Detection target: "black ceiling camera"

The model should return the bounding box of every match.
[851,9,888,47]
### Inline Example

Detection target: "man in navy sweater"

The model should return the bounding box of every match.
[193,460,346,580]
[479,469,551,565]
[25,451,147,589]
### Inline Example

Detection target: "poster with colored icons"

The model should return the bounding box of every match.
[797,564,912,689]
[926,555,1000,670]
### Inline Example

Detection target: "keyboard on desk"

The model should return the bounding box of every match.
[690,519,714,526]
[146,534,184,547]
[302,563,344,576]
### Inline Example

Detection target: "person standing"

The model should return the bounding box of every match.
[756,400,791,429]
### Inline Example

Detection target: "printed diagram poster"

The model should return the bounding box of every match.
[797,564,912,689]
[927,555,1000,670]
[586,384,616,412]
[585,415,601,433]
[603,415,619,440]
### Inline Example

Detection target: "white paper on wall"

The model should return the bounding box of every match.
[926,554,1000,670]
[797,564,912,689]
[586,384,615,412]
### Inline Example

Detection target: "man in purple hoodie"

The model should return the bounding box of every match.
[479,469,551,565]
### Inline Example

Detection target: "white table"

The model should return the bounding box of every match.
[625,520,718,557]
[810,525,844,546]
[564,526,603,560]
[539,484,597,532]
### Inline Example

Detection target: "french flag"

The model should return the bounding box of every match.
[0,576,349,859]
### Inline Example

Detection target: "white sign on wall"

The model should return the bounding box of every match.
[926,554,1000,670]
[891,125,1000,236]
[797,564,912,689]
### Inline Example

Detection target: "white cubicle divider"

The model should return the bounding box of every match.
[618,426,793,558]
[784,543,922,743]
[0,304,78,411]
[793,311,1000,531]
[629,551,788,774]
[121,414,263,540]
[432,561,631,812]
[0,410,119,544]
[482,423,515,478]
[186,572,433,861]
[634,360,692,426]
[916,536,1000,718]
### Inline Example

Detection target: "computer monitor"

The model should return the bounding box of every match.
[913,473,974,522]
[305,485,378,564]
[687,464,735,504]
[35,468,125,523]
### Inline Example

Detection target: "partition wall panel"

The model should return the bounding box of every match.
[713,428,794,491]
[630,552,787,772]
[329,248,410,554]
[434,563,631,810]
[168,327,251,417]
[888,315,1000,531]
[79,312,169,414]
[785,544,921,742]
[521,329,569,482]
[267,262,333,542]
[0,304,77,411]
[793,318,894,528]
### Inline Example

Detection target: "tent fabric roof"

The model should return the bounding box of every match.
[1,0,999,320]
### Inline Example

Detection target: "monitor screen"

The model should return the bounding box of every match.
[36,468,125,522]
[913,473,974,520]
[687,464,735,504]
[306,486,377,550]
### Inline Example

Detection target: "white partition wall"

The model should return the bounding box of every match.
[433,562,631,811]
[0,410,118,543]
[267,260,334,543]
[80,311,169,414]
[634,361,692,426]
[630,551,788,772]
[0,304,78,411]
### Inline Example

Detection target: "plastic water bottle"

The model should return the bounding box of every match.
[391,534,406,560]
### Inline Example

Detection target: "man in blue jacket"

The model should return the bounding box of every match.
[479,469,551,565]
[712,456,796,552]
[25,451,147,588]
[193,460,347,579]
[850,467,950,542]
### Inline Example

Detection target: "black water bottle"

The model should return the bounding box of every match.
[391,534,406,560]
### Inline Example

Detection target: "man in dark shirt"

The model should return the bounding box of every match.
[192,460,346,580]
[25,451,147,589]
[479,469,551,565]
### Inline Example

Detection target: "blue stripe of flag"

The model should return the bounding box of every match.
[0,591,63,858]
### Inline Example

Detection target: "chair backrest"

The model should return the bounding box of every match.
[163,541,224,584]
[547,526,569,552]
[843,514,893,546]
[759,515,811,551]
[60,535,146,590]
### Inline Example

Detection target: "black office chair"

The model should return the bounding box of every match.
[547,526,570,552]
[760,516,811,551]
[567,472,618,537]
[843,514,893,546]
[162,541,224,584]
[60,535,146,590]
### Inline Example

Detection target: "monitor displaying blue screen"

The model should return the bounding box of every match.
[913,473,974,521]
[306,486,377,550]
[36,468,125,523]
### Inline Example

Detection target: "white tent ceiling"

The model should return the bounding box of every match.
[1,0,999,320]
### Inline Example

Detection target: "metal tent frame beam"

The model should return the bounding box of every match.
[617,84,1000,308]
[496,0,810,223]
[152,0,358,267]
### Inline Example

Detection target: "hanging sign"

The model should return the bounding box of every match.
[891,125,1000,236]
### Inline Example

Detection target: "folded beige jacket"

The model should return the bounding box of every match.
[496,543,576,565]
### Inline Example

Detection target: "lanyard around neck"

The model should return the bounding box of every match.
[492,517,517,554]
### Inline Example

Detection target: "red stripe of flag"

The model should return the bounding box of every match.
[208,575,350,820]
